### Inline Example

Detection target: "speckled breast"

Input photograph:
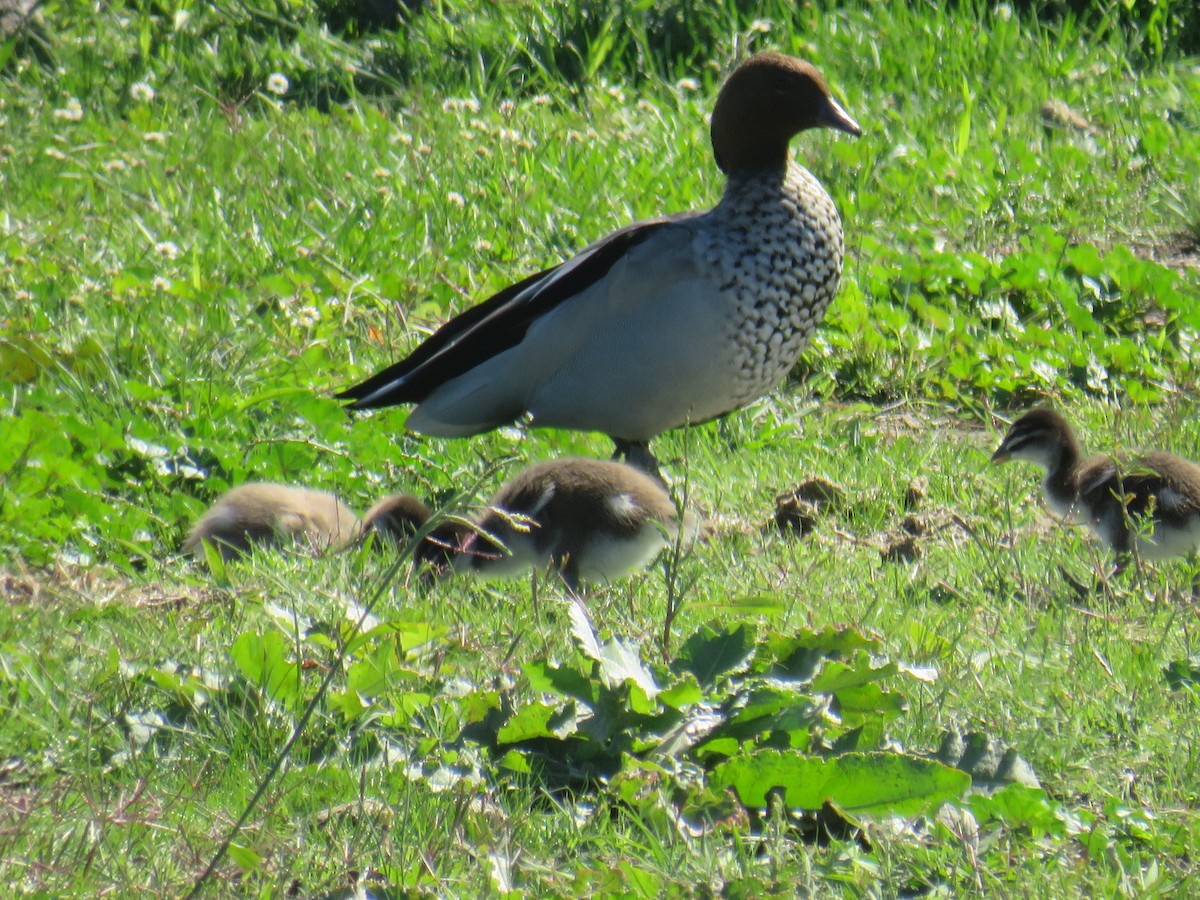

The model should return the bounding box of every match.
[700,161,844,407]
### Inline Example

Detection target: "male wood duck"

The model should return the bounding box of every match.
[338,52,861,476]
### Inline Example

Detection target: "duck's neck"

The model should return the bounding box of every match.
[721,161,794,195]
[1042,439,1083,519]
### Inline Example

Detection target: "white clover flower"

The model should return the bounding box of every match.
[442,97,481,113]
[295,307,320,328]
[393,131,413,146]
[152,276,171,291]
[531,94,552,106]
[53,98,83,122]
[103,159,127,172]
[446,192,466,208]
[155,241,180,259]
[498,99,516,117]
[474,239,493,253]
[130,82,156,103]
[143,131,167,143]
[675,78,700,92]
[266,73,289,96]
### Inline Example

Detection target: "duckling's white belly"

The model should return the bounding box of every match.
[461,531,545,580]
[1134,516,1200,560]
[575,523,673,584]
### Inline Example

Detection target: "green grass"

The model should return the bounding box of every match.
[3,0,1200,895]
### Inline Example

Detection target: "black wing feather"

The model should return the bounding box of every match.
[338,213,695,409]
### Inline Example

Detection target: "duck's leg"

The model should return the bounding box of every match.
[611,438,664,484]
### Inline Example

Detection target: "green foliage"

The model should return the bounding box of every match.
[3,0,1200,894]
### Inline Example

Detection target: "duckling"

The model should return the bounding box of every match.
[992,408,1200,563]
[359,492,467,570]
[456,458,696,591]
[183,483,360,561]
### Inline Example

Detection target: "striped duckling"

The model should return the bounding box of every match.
[338,52,861,476]
[183,483,361,561]
[455,458,697,591]
[992,408,1200,563]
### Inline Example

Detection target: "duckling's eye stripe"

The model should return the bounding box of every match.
[1002,430,1039,451]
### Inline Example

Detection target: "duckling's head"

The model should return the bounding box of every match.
[992,407,1082,471]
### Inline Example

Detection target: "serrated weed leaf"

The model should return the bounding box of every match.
[711,750,970,818]
[673,621,756,688]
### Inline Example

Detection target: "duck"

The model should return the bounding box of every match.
[183,482,361,561]
[454,458,697,591]
[991,408,1200,563]
[337,52,861,476]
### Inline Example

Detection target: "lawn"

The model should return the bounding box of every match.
[2,0,1200,895]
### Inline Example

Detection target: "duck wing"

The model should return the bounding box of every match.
[338,212,698,409]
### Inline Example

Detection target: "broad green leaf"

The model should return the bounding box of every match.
[1164,659,1200,691]
[231,631,300,712]
[969,784,1064,838]
[834,683,909,724]
[757,626,880,680]
[598,638,658,699]
[711,750,969,817]
[658,673,703,711]
[674,622,755,687]
[811,652,898,693]
[496,701,577,744]
[524,660,597,705]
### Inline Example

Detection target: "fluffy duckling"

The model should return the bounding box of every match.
[992,408,1200,562]
[455,458,696,590]
[183,483,361,561]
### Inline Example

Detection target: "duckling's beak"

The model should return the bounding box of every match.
[820,95,862,137]
[990,446,1012,465]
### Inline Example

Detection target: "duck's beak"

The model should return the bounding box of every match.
[821,95,862,137]
[991,446,1012,465]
